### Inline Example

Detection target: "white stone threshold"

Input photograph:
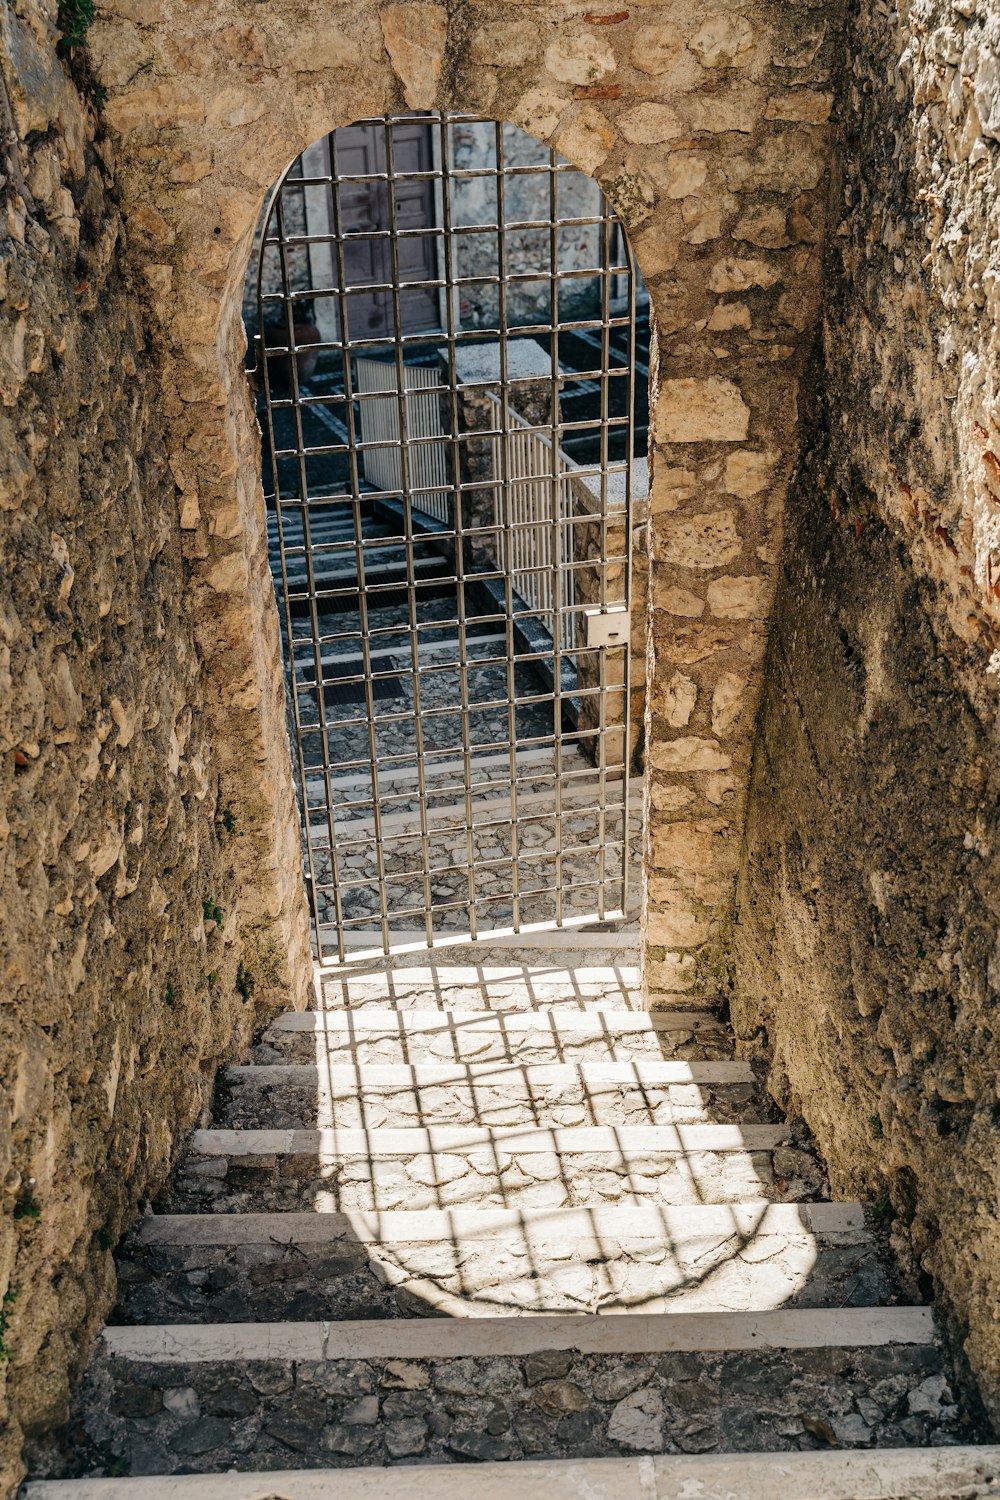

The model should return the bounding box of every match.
[222,1059,753,1086]
[25,1447,1000,1500]
[267,1007,717,1035]
[137,1199,867,1247]
[98,1306,936,1364]
[319,961,643,987]
[190,1122,791,1157]
[317,926,641,964]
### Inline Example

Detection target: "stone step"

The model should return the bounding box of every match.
[261,1008,731,1065]
[61,1310,961,1474]
[23,1447,1000,1500]
[217,1059,758,1130]
[314,961,649,1011]
[308,781,639,840]
[171,1122,824,1214]
[316,926,642,973]
[113,1202,892,1325]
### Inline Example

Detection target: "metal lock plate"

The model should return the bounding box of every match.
[584,605,630,648]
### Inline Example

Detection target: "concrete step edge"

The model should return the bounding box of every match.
[23,1448,1000,1500]
[98,1306,936,1364]
[189,1122,792,1156]
[136,1200,868,1248]
[266,1009,720,1034]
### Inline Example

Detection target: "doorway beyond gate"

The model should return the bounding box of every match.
[248,112,644,961]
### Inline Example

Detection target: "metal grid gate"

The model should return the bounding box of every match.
[253,111,636,961]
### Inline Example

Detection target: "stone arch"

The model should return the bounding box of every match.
[90,0,836,1004]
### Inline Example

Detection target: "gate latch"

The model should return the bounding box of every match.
[584,605,630,649]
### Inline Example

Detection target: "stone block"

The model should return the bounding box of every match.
[544,33,617,87]
[707,575,770,619]
[380,5,448,109]
[688,16,755,69]
[651,737,732,773]
[618,103,683,144]
[556,106,616,175]
[656,382,751,444]
[657,509,743,568]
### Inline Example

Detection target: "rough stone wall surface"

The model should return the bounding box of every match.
[732,0,1000,1427]
[0,3,311,1493]
[86,0,844,1005]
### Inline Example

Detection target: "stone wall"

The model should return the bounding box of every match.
[0,4,310,1492]
[732,0,1000,1427]
[85,0,845,1007]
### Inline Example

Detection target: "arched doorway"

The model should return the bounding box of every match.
[245,111,647,961]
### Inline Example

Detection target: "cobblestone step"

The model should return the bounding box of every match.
[216,1059,758,1130]
[261,1008,732,1065]
[170,1122,826,1214]
[23,1446,1000,1500]
[314,961,648,1010]
[112,1202,894,1325]
[56,1310,969,1476]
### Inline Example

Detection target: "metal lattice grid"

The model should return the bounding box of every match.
[250,111,639,961]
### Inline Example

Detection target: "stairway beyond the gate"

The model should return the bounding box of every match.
[25,935,997,1498]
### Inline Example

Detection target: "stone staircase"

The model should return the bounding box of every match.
[25,939,997,1497]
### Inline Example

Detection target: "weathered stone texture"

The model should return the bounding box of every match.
[732,0,1000,1430]
[79,0,845,1011]
[0,5,309,1493]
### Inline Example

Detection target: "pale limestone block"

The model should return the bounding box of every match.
[704,772,737,805]
[556,106,615,176]
[686,91,763,134]
[732,205,790,249]
[682,196,724,244]
[651,737,731,772]
[544,32,617,87]
[608,1387,665,1449]
[380,4,447,109]
[709,256,782,292]
[649,817,732,871]
[651,782,696,813]
[103,82,206,134]
[630,21,685,75]
[650,153,708,199]
[511,86,568,140]
[645,906,714,947]
[657,380,750,443]
[469,22,540,68]
[688,15,755,69]
[646,950,698,991]
[707,300,752,331]
[200,551,245,593]
[618,102,683,145]
[724,449,778,496]
[632,225,679,277]
[664,672,698,726]
[765,90,834,123]
[654,585,706,618]
[205,88,268,128]
[727,133,828,193]
[649,466,697,513]
[711,672,746,735]
[707,574,770,618]
[658,509,742,568]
